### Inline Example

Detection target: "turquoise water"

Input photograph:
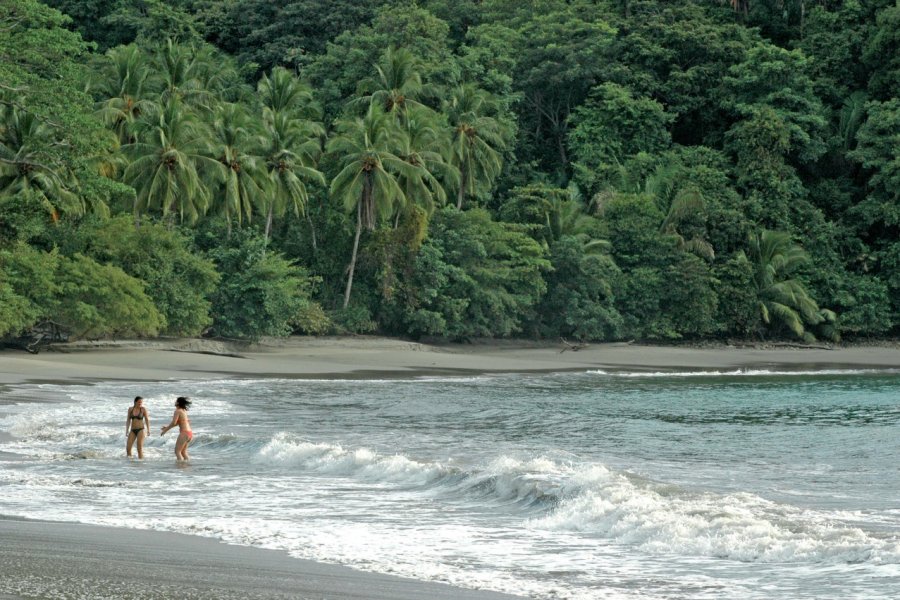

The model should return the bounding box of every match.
[1,369,899,599]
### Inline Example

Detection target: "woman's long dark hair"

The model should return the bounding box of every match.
[175,396,192,410]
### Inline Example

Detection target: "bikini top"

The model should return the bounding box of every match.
[130,408,144,421]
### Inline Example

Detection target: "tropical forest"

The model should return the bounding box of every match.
[2,0,899,344]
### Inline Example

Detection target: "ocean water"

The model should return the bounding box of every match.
[1,369,899,599]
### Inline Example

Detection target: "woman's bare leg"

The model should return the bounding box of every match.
[175,433,190,461]
[135,430,146,459]
[126,431,136,457]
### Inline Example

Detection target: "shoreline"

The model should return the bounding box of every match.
[1,336,899,387]
[0,517,523,600]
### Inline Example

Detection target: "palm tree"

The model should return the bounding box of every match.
[327,105,411,307]
[392,107,457,219]
[353,47,430,118]
[257,67,326,242]
[548,185,610,254]
[191,43,237,101]
[123,98,218,224]
[209,102,268,234]
[603,160,714,260]
[745,230,836,341]
[838,91,867,152]
[0,106,81,218]
[93,44,157,146]
[658,188,715,260]
[258,67,319,120]
[155,40,216,109]
[261,111,325,240]
[443,84,508,209]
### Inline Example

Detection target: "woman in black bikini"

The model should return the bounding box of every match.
[125,396,150,459]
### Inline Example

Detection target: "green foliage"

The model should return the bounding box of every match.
[599,1,753,146]
[0,191,54,247]
[444,85,510,209]
[714,254,761,337]
[43,0,201,49]
[799,2,869,105]
[197,0,383,76]
[123,97,216,224]
[258,67,326,238]
[54,253,165,338]
[59,216,219,336]
[849,99,900,229]
[306,5,457,119]
[829,273,892,337]
[201,228,326,339]
[385,207,549,339]
[499,183,605,252]
[863,4,900,101]
[602,192,718,339]
[603,194,669,270]
[328,104,410,307]
[511,3,616,173]
[209,102,266,231]
[0,243,163,339]
[744,230,835,341]
[569,83,673,194]
[533,235,623,341]
[1,0,127,219]
[99,0,202,47]
[723,44,828,167]
[3,0,899,343]
[0,278,39,337]
[0,244,57,335]
[879,242,900,323]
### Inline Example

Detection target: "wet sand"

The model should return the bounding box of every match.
[0,518,523,600]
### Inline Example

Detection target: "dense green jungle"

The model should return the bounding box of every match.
[1,0,899,344]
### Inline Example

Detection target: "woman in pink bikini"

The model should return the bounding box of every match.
[160,396,193,461]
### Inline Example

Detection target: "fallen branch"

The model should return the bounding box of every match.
[559,338,589,353]
[767,341,835,350]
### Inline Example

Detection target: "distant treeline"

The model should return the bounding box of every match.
[1,0,897,342]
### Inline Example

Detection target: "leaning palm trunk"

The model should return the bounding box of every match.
[265,204,274,242]
[343,200,364,308]
[306,211,318,251]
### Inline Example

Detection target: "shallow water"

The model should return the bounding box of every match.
[1,369,899,599]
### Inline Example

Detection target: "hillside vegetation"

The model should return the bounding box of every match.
[2,0,898,343]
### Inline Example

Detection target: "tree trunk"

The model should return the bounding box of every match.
[264,205,273,242]
[343,201,363,309]
[306,210,317,251]
[800,0,805,38]
[456,166,466,210]
[557,133,568,167]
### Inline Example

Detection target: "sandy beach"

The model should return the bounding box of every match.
[2,336,899,386]
[2,336,899,599]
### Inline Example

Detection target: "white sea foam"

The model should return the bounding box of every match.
[588,368,900,378]
[532,464,900,565]
[256,435,447,485]
[253,439,900,567]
